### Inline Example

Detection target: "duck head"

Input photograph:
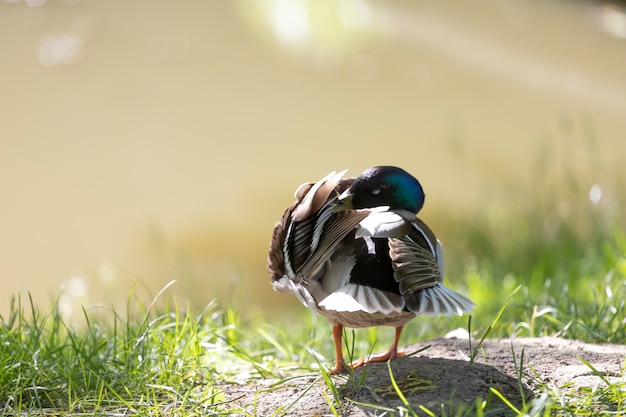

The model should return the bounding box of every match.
[341,166,425,214]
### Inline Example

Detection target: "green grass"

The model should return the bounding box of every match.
[2,138,626,415]
[2,209,624,416]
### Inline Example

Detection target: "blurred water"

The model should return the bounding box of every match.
[1,0,625,317]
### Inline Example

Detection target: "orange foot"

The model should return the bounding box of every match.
[329,325,406,374]
[351,349,405,368]
[330,349,405,374]
[330,362,348,375]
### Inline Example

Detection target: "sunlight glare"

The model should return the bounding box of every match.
[58,276,88,320]
[598,4,626,39]
[270,0,310,46]
[58,294,74,319]
[36,32,85,67]
[338,0,372,30]
[62,276,88,298]
[589,184,602,205]
[98,262,118,286]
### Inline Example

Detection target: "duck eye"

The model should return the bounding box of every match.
[371,188,381,195]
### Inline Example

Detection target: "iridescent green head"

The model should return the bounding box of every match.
[347,166,425,214]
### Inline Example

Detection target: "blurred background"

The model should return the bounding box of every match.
[1,0,625,319]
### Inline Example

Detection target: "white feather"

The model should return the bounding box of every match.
[435,239,445,280]
[410,283,475,316]
[320,254,355,294]
[310,201,334,252]
[355,210,404,238]
[272,276,318,312]
[363,237,376,255]
[319,283,404,315]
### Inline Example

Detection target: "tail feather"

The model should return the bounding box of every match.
[405,283,475,316]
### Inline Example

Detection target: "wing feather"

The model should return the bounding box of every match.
[269,170,368,287]
[318,283,404,315]
[389,216,475,315]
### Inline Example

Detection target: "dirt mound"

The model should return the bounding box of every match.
[226,337,626,416]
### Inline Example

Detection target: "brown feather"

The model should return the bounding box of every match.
[268,171,365,285]
[292,171,345,221]
[268,204,294,282]
[296,209,370,279]
[389,219,442,297]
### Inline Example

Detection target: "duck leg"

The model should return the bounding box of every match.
[331,325,406,373]
[350,326,405,368]
[330,324,347,374]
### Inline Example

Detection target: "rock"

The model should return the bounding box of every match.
[225,337,626,416]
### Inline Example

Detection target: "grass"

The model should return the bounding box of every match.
[2,138,626,415]
[2,220,624,416]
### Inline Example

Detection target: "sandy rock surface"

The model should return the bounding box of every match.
[226,337,626,416]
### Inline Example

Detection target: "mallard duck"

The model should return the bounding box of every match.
[268,166,475,373]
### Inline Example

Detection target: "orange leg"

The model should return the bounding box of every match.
[330,324,347,374]
[330,325,406,374]
[350,326,406,368]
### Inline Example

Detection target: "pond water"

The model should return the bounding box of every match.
[1,0,625,318]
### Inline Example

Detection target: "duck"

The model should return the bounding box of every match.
[268,166,475,373]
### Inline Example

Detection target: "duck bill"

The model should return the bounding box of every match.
[337,189,354,210]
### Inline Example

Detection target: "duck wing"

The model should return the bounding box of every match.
[389,218,475,316]
[268,171,369,286]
